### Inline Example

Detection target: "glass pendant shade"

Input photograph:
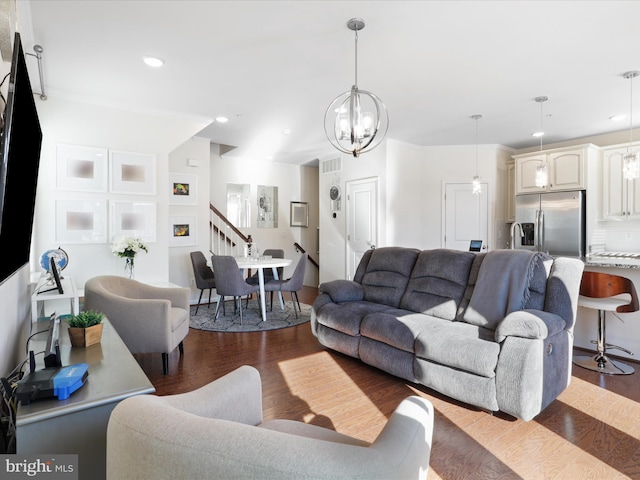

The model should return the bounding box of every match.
[535,164,548,188]
[471,114,482,195]
[324,18,388,158]
[623,71,640,180]
[623,151,640,180]
[534,96,548,188]
[472,175,482,195]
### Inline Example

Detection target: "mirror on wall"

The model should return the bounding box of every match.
[227,183,251,228]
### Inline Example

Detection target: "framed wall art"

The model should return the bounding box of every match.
[55,199,108,244]
[109,150,157,195]
[110,201,157,243]
[169,173,197,205]
[169,216,196,247]
[56,144,108,192]
[257,185,278,228]
[290,201,309,227]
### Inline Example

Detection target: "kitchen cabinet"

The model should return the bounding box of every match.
[513,144,596,195]
[601,145,640,221]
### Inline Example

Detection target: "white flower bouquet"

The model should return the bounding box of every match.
[110,236,148,259]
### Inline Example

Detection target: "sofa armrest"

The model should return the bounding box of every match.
[319,279,364,303]
[162,365,263,426]
[495,309,567,343]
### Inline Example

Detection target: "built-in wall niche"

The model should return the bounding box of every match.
[227,183,251,228]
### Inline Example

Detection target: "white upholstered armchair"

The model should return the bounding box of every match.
[84,275,190,374]
[106,365,433,480]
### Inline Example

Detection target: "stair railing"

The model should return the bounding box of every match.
[209,203,249,257]
[293,242,319,270]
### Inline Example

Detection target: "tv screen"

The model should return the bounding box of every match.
[0,32,43,284]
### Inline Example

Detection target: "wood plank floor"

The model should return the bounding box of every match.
[134,286,640,480]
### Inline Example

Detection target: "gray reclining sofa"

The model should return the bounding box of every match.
[311,247,584,421]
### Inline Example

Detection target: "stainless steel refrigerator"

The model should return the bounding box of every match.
[514,190,586,258]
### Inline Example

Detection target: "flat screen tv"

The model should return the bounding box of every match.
[0,32,43,285]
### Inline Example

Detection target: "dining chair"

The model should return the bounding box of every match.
[189,251,218,315]
[210,255,260,324]
[264,253,307,318]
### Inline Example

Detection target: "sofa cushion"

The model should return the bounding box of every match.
[399,249,475,320]
[313,301,389,336]
[462,251,550,330]
[360,247,419,308]
[414,319,500,378]
[360,309,433,353]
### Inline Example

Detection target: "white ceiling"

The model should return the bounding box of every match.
[20,0,640,165]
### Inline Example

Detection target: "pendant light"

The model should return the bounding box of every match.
[324,18,389,158]
[534,96,548,188]
[471,115,482,195]
[623,71,640,180]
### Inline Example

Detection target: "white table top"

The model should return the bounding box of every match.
[234,257,292,269]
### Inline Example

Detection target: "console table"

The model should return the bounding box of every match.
[16,318,155,480]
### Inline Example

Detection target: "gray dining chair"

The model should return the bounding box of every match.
[190,251,219,315]
[210,255,260,324]
[264,253,307,318]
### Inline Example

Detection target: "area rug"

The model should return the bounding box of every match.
[189,299,311,332]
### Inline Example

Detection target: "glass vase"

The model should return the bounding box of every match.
[125,257,135,279]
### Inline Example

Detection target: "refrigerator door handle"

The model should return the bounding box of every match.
[537,209,545,252]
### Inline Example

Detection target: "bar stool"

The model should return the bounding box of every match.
[573,271,639,375]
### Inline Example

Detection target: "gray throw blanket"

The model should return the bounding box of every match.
[463,250,540,330]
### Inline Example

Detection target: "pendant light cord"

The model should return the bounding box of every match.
[630,74,634,150]
[354,27,358,86]
[475,117,479,175]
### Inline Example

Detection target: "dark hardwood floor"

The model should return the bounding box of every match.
[134,286,640,480]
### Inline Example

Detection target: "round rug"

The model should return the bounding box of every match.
[189,300,311,332]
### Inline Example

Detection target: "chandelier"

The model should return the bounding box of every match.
[324,18,389,158]
[623,71,640,180]
[534,96,548,188]
[471,115,482,195]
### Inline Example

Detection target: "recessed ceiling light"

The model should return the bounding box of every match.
[610,114,626,122]
[143,56,164,68]
[282,129,291,135]
[215,116,229,123]
[532,131,545,137]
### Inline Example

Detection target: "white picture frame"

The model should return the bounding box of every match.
[56,144,108,192]
[109,150,157,195]
[55,199,108,244]
[169,173,197,206]
[110,201,157,243]
[169,215,197,247]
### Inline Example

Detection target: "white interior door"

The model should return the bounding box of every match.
[443,183,488,251]
[346,177,378,280]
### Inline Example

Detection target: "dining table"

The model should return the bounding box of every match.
[234,256,292,322]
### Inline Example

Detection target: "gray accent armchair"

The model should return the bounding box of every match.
[84,275,190,375]
[106,365,433,480]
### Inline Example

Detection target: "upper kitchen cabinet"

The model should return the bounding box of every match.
[601,144,640,221]
[513,144,597,195]
[505,159,515,222]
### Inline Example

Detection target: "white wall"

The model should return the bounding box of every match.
[318,144,387,284]
[318,138,513,283]
[32,97,211,288]
[209,145,319,286]
[167,136,211,303]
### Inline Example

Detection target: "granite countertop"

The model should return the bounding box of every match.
[584,254,640,269]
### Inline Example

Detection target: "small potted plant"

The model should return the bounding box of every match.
[66,310,104,347]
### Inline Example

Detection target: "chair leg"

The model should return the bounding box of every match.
[294,291,301,311]
[214,296,223,320]
[238,297,243,325]
[178,341,184,356]
[162,353,169,375]
[195,289,204,315]
[207,288,212,308]
[291,292,298,319]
